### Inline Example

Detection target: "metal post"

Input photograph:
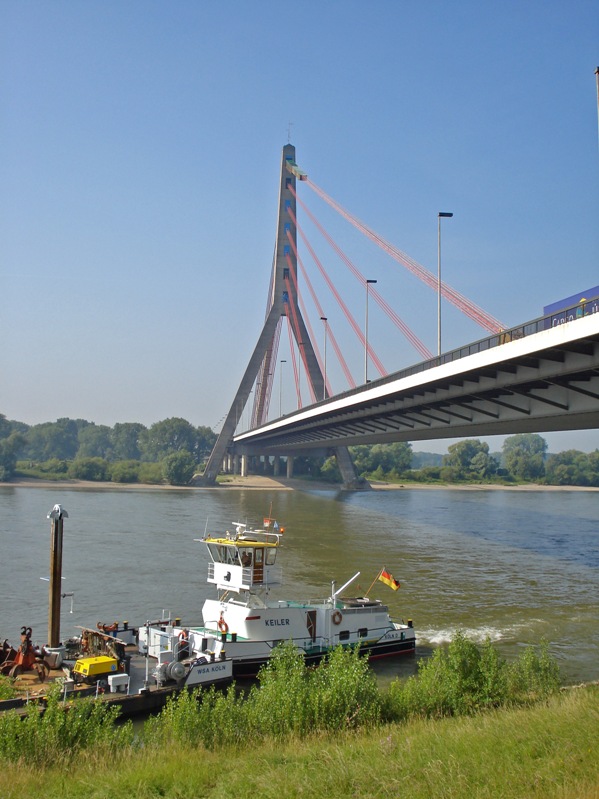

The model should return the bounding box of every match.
[47,504,68,649]
[437,212,453,357]
[279,359,286,416]
[320,317,328,400]
[365,280,377,383]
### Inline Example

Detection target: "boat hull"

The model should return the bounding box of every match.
[228,636,416,679]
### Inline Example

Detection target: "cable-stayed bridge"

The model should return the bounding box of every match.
[201,145,599,487]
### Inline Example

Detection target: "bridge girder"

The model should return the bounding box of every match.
[234,317,599,453]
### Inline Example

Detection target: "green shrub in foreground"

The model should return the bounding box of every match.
[384,632,560,720]
[144,643,381,750]
[0,637,562,764]
[0,685,133,764]
[0,675,17,700]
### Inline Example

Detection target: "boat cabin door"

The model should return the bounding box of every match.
[253,548,264,583]
[306,609,317,642]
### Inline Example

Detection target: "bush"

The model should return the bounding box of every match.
[384,633,560,721]
[144,643,382,750]
[68,457,111,481]
[137,462,164,484]
[0,685,133,764]
[111,460,141,483]
[0,675,16,700]
[162,451,196,486]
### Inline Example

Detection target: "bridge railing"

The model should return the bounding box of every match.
[312,297,599,407]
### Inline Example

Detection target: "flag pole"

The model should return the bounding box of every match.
[365,568,383,598]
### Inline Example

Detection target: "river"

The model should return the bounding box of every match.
[0,484,597,685]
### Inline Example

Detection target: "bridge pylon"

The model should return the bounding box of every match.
[201,144,365,489]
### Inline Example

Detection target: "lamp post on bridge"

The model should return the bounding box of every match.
[437,212,453,358]
[365,279,377,383]
[320,317,328,400]
[279,359,286,416]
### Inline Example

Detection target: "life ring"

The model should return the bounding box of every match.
[332,610,343,625]
[217,615,229,634]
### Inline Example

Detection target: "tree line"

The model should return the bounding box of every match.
[0,415,216,485]
[1,413,598,487]
[320,433,599,486]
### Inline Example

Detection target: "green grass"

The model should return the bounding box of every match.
[0,687,597,799]
[0,639,595,798]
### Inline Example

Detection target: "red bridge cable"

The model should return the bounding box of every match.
[285,251,356,390]
[290,186,433,361]
[304,177,505,334]
[284,254,327,395]
[286,212,388,378]
[283,276,318,405]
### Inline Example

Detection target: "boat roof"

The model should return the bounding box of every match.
[202,522,281,548]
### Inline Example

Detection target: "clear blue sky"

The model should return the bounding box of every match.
[2,1,598,453]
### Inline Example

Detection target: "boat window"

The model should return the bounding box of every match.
[206,544,222,563]
[265,548,277,566]
[339,630,350,641]
[240,549,252,567]
[358,628,368,638]
[254,549,263,565]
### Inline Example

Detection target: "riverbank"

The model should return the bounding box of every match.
[1,687,597,799]
[2,475,599,492]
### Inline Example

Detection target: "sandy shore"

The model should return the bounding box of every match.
[2,476,598,492]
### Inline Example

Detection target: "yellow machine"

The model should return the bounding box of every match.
[72,655,119,685]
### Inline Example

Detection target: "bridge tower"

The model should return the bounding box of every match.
[202,144,362,488]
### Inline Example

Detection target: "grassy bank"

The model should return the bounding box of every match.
[0,639,596,798]
[0,687,597,799]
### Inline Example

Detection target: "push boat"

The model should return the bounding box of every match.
[139,520,415,678]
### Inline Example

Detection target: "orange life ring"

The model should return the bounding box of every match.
[332,610,343,625]
[217,615,229,634]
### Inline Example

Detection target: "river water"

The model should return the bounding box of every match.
[0,484,597,685]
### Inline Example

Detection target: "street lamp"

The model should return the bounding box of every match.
[279,359,286,416]
[320,317,328,400]
[365,279,377,383]
[437,212,453,357]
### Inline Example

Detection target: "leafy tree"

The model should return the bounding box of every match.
[77,424,113,459]
[502,434,547,480]
[110,423,146,461]
[443,439,497,480]
[320,456,342,483]
[349,442,412,476]
[545,449,599,486]
[162,451,196,486]
[139,418,199,462]
[0,432,26,480]
[0,414,10,439]
[196,425,217,461]
[23,418,82,461]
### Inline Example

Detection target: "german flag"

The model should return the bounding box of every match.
[378,568,400,591]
